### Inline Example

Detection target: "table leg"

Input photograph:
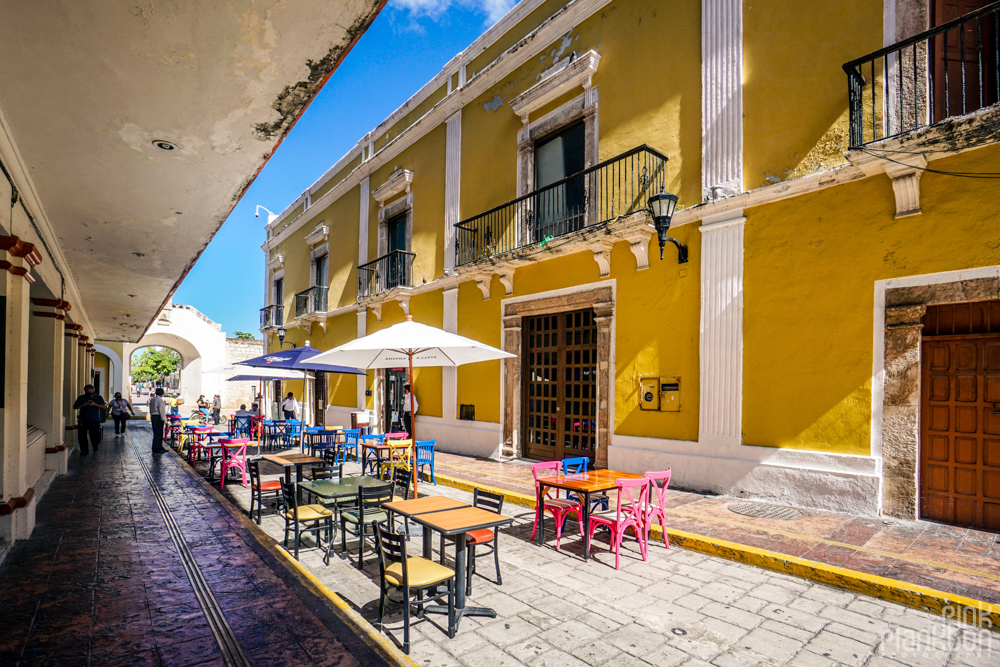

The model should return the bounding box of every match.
[422,522,432,560]
[425,529,496,633]
[582,490,591,561]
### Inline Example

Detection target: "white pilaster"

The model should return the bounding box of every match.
[357,308,367,409]
[698,211,745,448]
[702,0,743,201]
[28,313,65,469]
[445,110,462,273]
[1,261,30,538]
[442,286,459,421]
[63,334,78,431]
[359,176,370,266]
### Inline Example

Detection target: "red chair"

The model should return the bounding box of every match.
[187,425,213,464]
[530,461,583,551]
[219,438,251,489]
[644,469,672,549]
[587,477,650,569]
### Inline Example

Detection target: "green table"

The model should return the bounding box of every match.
[298,475,385,502]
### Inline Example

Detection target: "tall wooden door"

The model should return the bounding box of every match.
[931,0,998,122]
[313,371,327,427]
[921,335,1000,529]
[523,309,597,462]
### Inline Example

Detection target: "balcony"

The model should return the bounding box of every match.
[294,286,328,318]
[844,2,999,147]
[358,250,415,300]
[454,145,668,267]
[259,304,283,329]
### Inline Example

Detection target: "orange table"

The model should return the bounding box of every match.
[382,495,469,518]
[535,468,645,560]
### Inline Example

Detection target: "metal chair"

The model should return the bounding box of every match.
[340,482,393,569]
[440,487,505,596]
[280,481,334,560]
[374,523,456,655]
[415,440,437,485]
[248,457,281,524]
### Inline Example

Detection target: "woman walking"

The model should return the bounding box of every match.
[109,392,134,435]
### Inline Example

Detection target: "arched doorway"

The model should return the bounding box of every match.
[126,333,208,409]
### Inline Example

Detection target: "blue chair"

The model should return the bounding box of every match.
[233,416,252,439]
[562,457,609,512]
[285,419,303,447]
[342,428,362,463]
[415,440,437,485]
[360,433,385,476]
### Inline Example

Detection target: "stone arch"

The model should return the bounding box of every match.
[93,344,123,397]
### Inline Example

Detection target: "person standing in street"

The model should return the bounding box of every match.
[402,384,418,437]
[150,388,168,453]
[281,392,298,420]
[109,392,134,435]
[73,384,106,456]
[212,394,222,424]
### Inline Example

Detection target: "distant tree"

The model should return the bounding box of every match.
[233,331,256,340]
[131,348,181,382]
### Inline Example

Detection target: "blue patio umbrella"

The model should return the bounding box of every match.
[236,346,365,426]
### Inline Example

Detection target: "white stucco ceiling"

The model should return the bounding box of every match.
[0,0,383,341]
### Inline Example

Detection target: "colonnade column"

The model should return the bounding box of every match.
[698,211,746,451]
[63,332,79,434]
[28,309,66,472]
[1,256,31,540]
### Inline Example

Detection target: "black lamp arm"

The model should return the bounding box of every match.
[662,237,689,264]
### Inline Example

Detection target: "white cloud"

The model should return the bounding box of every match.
[391,0,517,25]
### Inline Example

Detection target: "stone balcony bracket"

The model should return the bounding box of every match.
[304,223,329,246]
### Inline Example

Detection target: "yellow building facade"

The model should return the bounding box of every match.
[261,0,1000,523]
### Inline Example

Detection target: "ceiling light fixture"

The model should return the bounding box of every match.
[152,140,177,151]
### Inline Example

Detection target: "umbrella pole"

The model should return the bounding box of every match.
[408,351,417,499]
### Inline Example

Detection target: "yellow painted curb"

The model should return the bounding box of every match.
[432,470,1000,633]
[166,447,417,665]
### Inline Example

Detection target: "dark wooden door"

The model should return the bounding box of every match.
[931,0,998,122]
[921,334,1000,529]
[523,309,597,462]
[313,371,327,427]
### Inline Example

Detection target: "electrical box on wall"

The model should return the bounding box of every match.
[640,377,659,410]
[659,376,681,412]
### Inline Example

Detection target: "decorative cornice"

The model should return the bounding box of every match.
[66,323,83,331]
[267,253,285,271]
[0,234,43,265]
[0,487,35,515]
[304,223,329,246]
[0,259,35,283]
[372,169,414,205]
[510,50,601,124]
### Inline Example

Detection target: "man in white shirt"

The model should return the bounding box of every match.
[281,392,298,420]
[402,384,418,437]
[149,388,168,453]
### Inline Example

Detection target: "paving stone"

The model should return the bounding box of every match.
[530,648,592,667]
[698,616,749,643]
[479,617,541,647]
[746,583,798,605]
[759,605,827,633]
[567,638,622,666]
[846,598,889,618]
[803,628,873,665]
[785,650,839,666]
[675,593,713,612]
[537,619,603,651]
[710,649,771,666]
[503,636,555,663]
[605,623,669,656]
[734,627,804,663]
[642,643,694,667]
[759,619,816,642]
[819,606,890,636]
[699,603,763,631]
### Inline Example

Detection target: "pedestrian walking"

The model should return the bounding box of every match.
[150,388,168,453]
[402,383,418,437]
[72,384,106,456]
[212,394,222,424]
[109,392,134,435]
[281,392,298,420]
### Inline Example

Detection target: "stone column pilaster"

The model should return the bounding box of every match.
[1,258,31,540]
[28,311,66,472]
[501,315,522,460]
[442,287,458,422]
[63,333,78,430]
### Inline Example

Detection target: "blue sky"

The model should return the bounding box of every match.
[173,0,518,337]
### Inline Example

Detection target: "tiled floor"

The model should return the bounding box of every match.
[0,423,391,667]
[202,447,999,666]
[430,450,1000,605]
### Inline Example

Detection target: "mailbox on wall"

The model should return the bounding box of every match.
[640,376,681,412]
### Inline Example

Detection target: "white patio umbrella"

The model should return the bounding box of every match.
[308,315,515,497]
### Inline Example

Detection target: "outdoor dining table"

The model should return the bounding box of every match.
[384,499,512,634]
[263,453,324,488]
[361,441,411,478]
[535,468,645,561]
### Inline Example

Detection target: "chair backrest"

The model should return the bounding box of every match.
[248,457,263,486]
[234,415,251,436]
[391,467,412,500]
[374,522,408,585]
[531,461,562,498]
[644,469,672,516]
[280,481,299,516]
[310,465,338,481]
[615,478,651,523]
[562,457,589,475]
[473,487,505,514]
[220,437,249,461]
[344,429,362,446]
[415,440,435,463]
[384,431,409,441]
[360,433,385,445]
[358,483,394,516]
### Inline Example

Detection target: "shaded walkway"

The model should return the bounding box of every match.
[431,451,1000,606]
[0,422,395,666]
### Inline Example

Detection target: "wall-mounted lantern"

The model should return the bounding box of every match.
[647,191,688,263]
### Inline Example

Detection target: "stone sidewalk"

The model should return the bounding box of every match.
[430,451,1000,606]
[0,423,396,667]
[201,449,999,666]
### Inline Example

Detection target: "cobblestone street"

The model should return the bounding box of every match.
[210,443,1000,667]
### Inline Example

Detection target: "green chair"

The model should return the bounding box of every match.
[340,482,393,569]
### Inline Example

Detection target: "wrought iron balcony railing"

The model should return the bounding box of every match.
[454,145,668,267]
[358,250,415,300]
[844,2,999,147]
[259,304,283,329]
[294,286,328,318]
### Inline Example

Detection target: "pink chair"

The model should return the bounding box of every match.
[187,426,213,463]
[587,477,650,569]
[219,438,250,489]
[644,469,672,549]
[530,461,583,551]
[384,431,409,440]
